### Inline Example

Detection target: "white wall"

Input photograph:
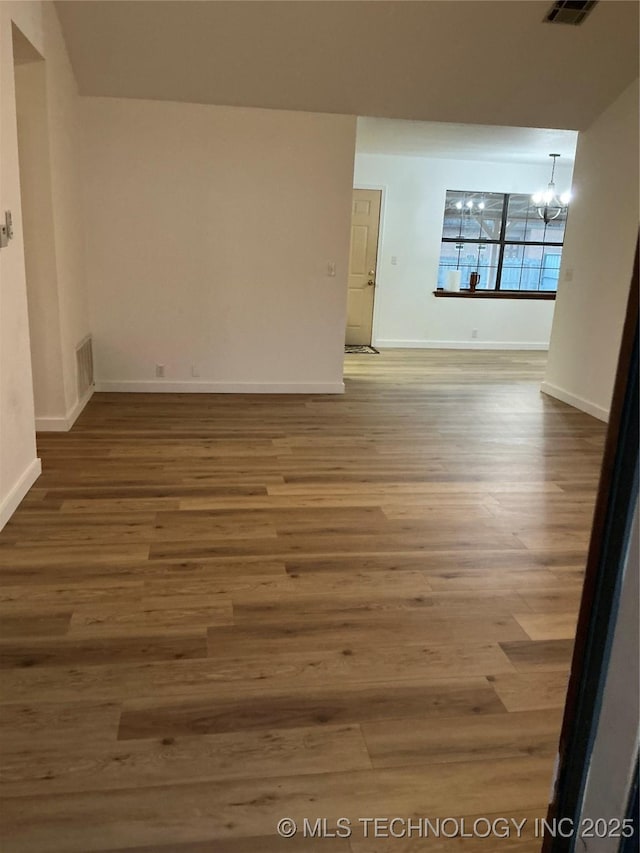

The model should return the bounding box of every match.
[0,0,90,530]
[578,498,639,851]
[81,98,356,393]
[0,2,42,530]
[15,58,67,421]
[542,79,639,422]
[9,1,90,432]
[353,153,574,349]
[41,2,91,424]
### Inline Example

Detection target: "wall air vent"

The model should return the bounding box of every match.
[544,0,598,25]
[76,335,94,399]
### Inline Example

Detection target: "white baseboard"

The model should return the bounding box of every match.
[374,339,549,351]
[34,417,70,432]
[35,386,95,432]
[67,386,95,428]
[540,381,609,422]
[95,380,345,395]
[0,458,41,532]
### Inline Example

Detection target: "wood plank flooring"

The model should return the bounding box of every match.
[0,350,606,852]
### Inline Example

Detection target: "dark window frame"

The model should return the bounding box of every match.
[438,191,566,294]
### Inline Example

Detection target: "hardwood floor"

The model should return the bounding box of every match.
[0,350,606,852]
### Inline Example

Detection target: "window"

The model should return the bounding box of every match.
[437,190,567,293]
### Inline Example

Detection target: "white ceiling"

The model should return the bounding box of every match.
[54,1,639,131]
[356,118,578,165]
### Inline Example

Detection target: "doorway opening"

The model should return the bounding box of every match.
[12,24,65,425]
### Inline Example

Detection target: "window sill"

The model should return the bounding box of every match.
[433,289,556,300]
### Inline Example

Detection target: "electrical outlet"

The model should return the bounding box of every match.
[155,364,165,378]
[471,329,478,339]
[327,261,336,277]
[191,365,200,378]
[391,256,398,266]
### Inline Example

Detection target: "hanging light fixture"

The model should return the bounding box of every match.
[453,197,486,213]
[532,154,571,223]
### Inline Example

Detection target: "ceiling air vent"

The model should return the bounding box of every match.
[544,0,598,25]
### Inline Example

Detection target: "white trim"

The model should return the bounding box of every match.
[95,380,345,395]
[66,386,95,427]
[540,381,609,422]
[34,417,70,432]
[35,386,95,432]
[0,458,42,532]
[374,339,549,351]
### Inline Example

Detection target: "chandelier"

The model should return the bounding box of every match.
[532,154,571,223]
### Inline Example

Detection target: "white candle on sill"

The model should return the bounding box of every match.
[446,270,461,292]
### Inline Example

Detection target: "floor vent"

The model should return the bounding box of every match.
[544,0,598,25]
[76,336,94,399]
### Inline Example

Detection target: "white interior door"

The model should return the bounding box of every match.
[346,189,381,346]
